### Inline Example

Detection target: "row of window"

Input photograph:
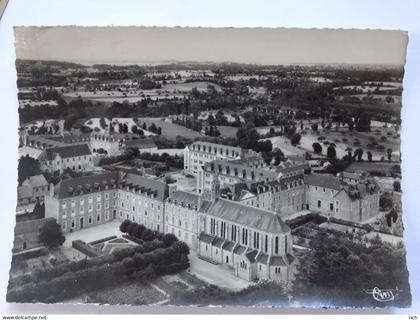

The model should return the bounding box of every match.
[62,211,110,231]
[61,193,115,209]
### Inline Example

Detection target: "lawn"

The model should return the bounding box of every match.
[162,81,223,92]
[85,282,166,306]
[216,125,238,138]
[347,161,400,175]
[298,126,400,161]
[137,117,204,140]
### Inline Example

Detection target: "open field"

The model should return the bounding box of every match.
[216,125,239,138]
[300,127,400,161]
[347,161,400,174]
[138,118,204,140]
[62,90,186,103]
[162,81,223,92]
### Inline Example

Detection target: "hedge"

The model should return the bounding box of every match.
[122,234,144,245]
[72,240,101,258]
[11,247,48,263]
[88,236,117,245]
[7,240,190,303]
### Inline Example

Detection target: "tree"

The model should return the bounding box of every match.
[290,133,301,146]
[327,144,337,159]
[393,180,401,192]
[272,148,285,166]
[32,200,45,218]
[142,123,147,130]
[355,112,371,132]
[367,151,373,162]
[148,123,158,134]
[18,156,41,185]
[157,127,162,135]
[356,148,364,162]
[162,233,178,247]
[291,231,411,307]
[311,123,318,132]
[39,219,65,248]
[119,219,132,233]
[387,148,393,161]
[312,142,322,154]
[131,125,138,134]
[99,117,107,130]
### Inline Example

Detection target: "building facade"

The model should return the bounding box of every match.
[17,174,49,204]
[183,141,257,176]
[164,188,200,250]
[197,198,295,283]
[38,144,93,173]
[44,171,168,233]
[304,173,380,222]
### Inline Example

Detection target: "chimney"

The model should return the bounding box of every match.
[49,183,54,197]
[169,184,177,197]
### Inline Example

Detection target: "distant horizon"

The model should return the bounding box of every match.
[18,58,406,69]
[15,27,408,66]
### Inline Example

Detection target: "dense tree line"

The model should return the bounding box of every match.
[291,230,411,307]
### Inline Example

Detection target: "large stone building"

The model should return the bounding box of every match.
[38,144,93,173]
[198,158,307,217]
[164,189,200,250]
[19,133,90,159]
[304,173,380,222]
[19,131,147,160]
[183,141,258,176]
[44,171,168,233]
[197,198,295,283]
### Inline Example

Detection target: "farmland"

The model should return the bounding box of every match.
[137,117,204,140]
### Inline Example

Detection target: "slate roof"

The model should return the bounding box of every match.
[55,171,120,199]
[270,255,287,266]
[198,232,215,244]
[121,173,168,202]
[169,190,200,207]
[41,144,92,160]
[245,249,258,263]
[25,174,48,187]
[304,173,342,190]
[233,244,246,255]
[200,198,290,234]
[204,159,279,182]
[213,237,224,248]
[256,252,269,264]
[222,240,235,251]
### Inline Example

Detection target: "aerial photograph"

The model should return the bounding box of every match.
[7,27,410,308]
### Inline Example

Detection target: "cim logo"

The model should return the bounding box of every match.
[365,287,402,302]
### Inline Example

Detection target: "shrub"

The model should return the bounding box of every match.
[162,233,179,247]
[393,180,401,192]
[120,219,132,233]
[39,220,65,248]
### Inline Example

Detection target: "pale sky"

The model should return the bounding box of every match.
[14,27,408,66]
